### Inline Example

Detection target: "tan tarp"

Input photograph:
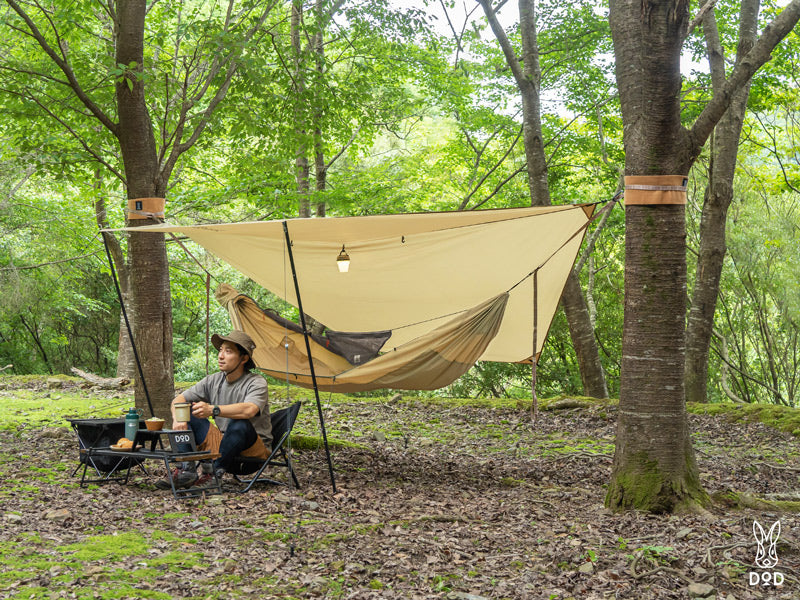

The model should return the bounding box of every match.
[129,203,595,365]
[218,284,509,392]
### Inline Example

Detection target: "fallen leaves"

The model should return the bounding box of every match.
[0,397,799,599]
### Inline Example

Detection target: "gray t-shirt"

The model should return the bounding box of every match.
[182,371,272,448]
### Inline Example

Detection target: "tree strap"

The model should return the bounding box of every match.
[126,197,165,220]
[624,175,688,205]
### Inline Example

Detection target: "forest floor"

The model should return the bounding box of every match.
[1,378,800,600]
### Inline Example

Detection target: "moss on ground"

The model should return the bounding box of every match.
[289,434,366,451]
[0,530,207,599]
[0,388,130,431]
[688,401,800,438]
[710,490,800,513]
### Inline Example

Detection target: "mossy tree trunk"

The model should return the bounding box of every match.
[116,0,174,416]
[606,0,800,512]
[607,0,708,512]
[606,203,707,511]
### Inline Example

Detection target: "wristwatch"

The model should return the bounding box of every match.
[212,405,221,418]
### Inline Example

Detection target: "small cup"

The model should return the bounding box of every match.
[174,403,191,422]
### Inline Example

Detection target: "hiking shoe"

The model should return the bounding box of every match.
[193,473,214,487]
[155,468,197,490]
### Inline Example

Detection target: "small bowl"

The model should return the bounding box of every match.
[145,419,165,431]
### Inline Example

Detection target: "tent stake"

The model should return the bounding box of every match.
[282,221,338,493]
[101,232,155,417]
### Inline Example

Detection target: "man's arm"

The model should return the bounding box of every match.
[191,401,258,420]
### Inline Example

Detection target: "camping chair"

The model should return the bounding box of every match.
[232,401,301,492]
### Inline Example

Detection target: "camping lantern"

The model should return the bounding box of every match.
[336,245,350,272]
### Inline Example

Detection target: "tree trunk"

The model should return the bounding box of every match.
[607,203,706,511]
[94,177,136,379]
[291,0,311,218]
[480,0,608,398]
[519,0,608,398]
[604,0,800,511]
[19,315,52,374]
[115,290,137,378]
[314,0,327,220]
[116,0,174,417]
[561,271,609,398]
[606,0,706,512]
[685,0,758,404]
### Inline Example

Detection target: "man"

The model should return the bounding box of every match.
[156,330,272,489]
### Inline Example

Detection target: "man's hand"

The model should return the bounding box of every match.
[192,401,213,419]
[172,421,188,431]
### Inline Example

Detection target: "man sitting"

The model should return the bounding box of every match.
[156,330,272,489]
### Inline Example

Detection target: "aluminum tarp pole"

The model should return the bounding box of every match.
[282,221,337,493]
[532,269,539,426]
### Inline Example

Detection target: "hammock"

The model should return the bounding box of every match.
[216,284,509,392]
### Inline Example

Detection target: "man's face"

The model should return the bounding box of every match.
[218,341,245,373]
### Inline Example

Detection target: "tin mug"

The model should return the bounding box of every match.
[174,402,191,422]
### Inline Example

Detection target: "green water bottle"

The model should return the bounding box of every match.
[125,407,140,441]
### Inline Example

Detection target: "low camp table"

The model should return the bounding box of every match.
[79,428,222,499]
[68,417,146,483]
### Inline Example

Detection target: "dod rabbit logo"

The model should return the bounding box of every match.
[749,520,784,587]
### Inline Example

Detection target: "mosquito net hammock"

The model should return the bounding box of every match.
[130,203,598,392]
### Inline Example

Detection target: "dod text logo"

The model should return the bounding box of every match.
[749,520,784,587]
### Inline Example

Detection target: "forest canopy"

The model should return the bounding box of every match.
[0,0,797,410]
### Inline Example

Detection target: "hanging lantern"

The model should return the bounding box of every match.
[336,245,350,272]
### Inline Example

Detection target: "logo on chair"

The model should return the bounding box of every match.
[749,520,783,587]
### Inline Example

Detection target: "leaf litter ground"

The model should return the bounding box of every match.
[1,389,800,600]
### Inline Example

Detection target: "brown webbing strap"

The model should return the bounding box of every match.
[126,197,165,220]
[624,175,688,205]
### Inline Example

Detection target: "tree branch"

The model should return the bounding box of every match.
[701,9,726,93]
[0,251,102,271]
[749,111,800,194]
[574,194,620,276]
[161,0,279,179]
[0,87,125,183]
[685,0,719,40]
[4,0,118,135]
[477,0,526,86]
[325,126,361,170]
[690,0,800,155]
[469,164,527,210]
[439,0,464,65]
[459,125,524,210]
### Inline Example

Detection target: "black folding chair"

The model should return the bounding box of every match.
[232,401,301,492]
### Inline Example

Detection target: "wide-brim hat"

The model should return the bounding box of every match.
[212,331,256,370]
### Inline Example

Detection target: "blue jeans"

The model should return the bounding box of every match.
[177,415,259,474]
